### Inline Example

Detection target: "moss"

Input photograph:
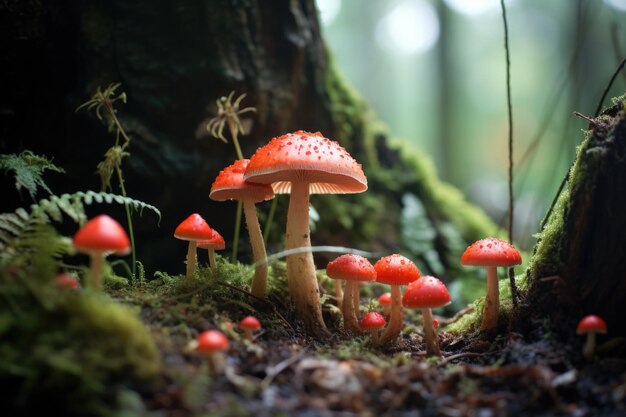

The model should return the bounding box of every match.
[0,270,160,416]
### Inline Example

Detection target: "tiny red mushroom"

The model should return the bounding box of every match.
[460,237,521,330]
[195,329,229,375]
[378,292,392,316]
[210,159,275,297]
[174,213,214,280]
[197,228,225,273]
[360,312,386,345]
[72,214,130,290]
[239,315,261,341]
[402,276,451,356]
[54,273,80,290]
[577,314,607,359]
[374,254,421,345]
[326,254,377,333]
[245,131,367,338]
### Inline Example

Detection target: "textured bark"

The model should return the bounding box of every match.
[526,96,626,338]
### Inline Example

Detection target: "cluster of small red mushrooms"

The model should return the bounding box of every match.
[60,130,609,361]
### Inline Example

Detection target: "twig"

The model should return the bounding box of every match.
[436,305,475,326]
[438,352,485,366]
[260,351,306,391]
[593,55,626,118]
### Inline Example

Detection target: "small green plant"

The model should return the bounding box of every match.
[205,91,257,263]
[76,82,141,279]
[0,150,65,200]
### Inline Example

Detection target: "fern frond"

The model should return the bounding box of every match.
[0,151,65,200]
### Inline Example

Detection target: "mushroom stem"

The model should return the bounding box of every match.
[185,240,197,279]
[335,279,344,306]
[285,181,329,338]
[243,199,268,298]
[370,329,380,345]
[242,329,253,341]
[378,285,403,345]
[88,252,105,290]
[481,265,500,330]
[353,283,361,319]
[205,352,224,376]
[342,281,360,332]
[207,249,217,272]
[582,332,597,359]
[421,308,441,356]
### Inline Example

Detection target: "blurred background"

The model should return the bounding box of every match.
[316,0,626,250]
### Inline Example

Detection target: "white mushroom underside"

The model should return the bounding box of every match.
[245,169,367,194]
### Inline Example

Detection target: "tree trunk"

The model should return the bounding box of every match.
[526,96,626,338]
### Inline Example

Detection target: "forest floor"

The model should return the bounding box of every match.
[111,267,626,417]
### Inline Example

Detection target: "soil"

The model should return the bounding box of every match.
[117,285,626,417]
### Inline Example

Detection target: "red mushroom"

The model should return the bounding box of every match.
[374,254,421,345]
[72,214,130,290]
[195,329,229,375]
[210,159,275,297]
[197,228,226,273]
[54,273,80,290]
[174,213,214,280]
[378,292,392,316]
[460,237,521,330]
[244,131,367,337]
[577,314,607,359]
[402,276,451,356]
[360,312,387,345]
[239,315,262,341]
[326,254,377,333]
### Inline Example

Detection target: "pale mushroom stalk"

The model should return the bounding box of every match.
[353,282,361,318]
[207,248,218,272]
[87,252,105,289]
[341,280,360,332]
[582,332,597,359]
[378,285,403,345]
[421,307,441,356]
[482,266,499,330]
[285,181,329,338]
[335,279,344,306]
[242,199,268,298]
[185,240,198,279]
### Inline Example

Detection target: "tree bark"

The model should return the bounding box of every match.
[526,96,626,338]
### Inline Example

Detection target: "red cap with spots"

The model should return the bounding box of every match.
[576,315,607,334]
[244,130,367,194]
[174,213,213,241]
[402,276,451,309]
[460,237,522,267]
[73,214,131,255]
[360,311,386,330]
[198,229,226,251]
[326,254,376,282]
[210,159,275,203]
[374,254,421,286]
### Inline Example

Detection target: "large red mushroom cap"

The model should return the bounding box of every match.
[460,237,522,267]
[198,229,226,251]
[576,315,607,335]
[210,159,275,203]
[402,276,451,309]
[239,316,261,332]
[374,254,421,286]
[174,213,214,241]
[244,130,367,194]
[360,311,386,331]
[196,330,229,353]
[73,214,131,255]
[326,254,376,282]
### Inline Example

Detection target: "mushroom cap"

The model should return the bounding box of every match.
[196,330,229,353]
[378,292,392,306]
[174,213,214,241]
[402,276,451,309]
[360,311,386,330]
[54,273,80,290]
[326,254,376,282]
[244,130,367,194]
[73,214,131,255]
[460,237,522,267]
[210,159,275,203]
[374,254,421,286]
[239,315,261,331]
[197,229,226,251]
[576,315,607,335]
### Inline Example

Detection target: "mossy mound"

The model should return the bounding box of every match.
[0,269,160,416]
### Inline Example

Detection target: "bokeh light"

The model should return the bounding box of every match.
[375,0,440,55]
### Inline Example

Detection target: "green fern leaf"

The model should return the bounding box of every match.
[0,151,65,200]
